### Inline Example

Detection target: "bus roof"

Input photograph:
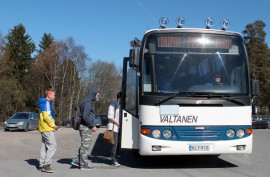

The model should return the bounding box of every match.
[144,28,242,37]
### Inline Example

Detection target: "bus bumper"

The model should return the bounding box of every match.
[139,134,253,155]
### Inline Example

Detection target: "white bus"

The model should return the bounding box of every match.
[120,17,257,156]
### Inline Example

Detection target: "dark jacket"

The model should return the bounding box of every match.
[80,88,100,128]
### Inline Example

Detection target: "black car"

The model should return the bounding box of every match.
[63,118,72,128]
[63,116,102,128]
[94,116,102,128]
[252,115,270,129]
[96,115,108,127]
[264,117,270,129]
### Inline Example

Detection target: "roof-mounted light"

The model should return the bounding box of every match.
[159,17,169,28]
[205,17,214,29]
[220,18,230,30]
[176,16,185,28]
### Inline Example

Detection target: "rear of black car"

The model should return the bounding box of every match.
[252,115,269,129]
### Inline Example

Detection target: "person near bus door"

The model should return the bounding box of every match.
[71,88,100,170]
[107,91,122,167]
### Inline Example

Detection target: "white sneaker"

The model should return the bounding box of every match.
[80,165,95,170]
[113,161,120,167]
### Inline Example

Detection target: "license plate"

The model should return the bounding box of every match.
[189,144,210,151]
[8,124,16,127]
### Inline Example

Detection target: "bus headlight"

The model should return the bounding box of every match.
[236,129,245,138]
[176,16,185,28]
[159,17,169,28]
[226,129,235,138]
[152,129,161,138]
[220,18,230,29]
[205,17,214,29]
[163,129,172,139]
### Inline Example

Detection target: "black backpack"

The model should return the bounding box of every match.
[71,106,82,130]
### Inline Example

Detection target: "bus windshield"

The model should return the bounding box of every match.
[142,32,249,96]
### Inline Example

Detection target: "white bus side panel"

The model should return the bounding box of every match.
[140,106,252,126]
[120,110,139,149]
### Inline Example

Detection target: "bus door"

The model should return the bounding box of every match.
[120,57,139,149]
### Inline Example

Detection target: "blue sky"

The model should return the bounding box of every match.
[1,0,269,67]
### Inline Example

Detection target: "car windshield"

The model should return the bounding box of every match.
[11,113,29,119]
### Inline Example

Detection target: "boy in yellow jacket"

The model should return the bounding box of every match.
[38,87,59,173]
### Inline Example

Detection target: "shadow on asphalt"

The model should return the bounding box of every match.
[90,133,114,165]
[57,158,72,165]
[25,159,39,170]
[25,158,79,170]
[90,134,238,169]
[57,158,80,169]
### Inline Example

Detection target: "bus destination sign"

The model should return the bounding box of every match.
[158,36,232,49]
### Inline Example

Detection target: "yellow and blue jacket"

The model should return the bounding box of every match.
[38,98,56,132]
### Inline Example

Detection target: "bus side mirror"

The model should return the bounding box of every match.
[251,79,259,97]
[129,49,139,68]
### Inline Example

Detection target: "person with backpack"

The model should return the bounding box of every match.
[107,91,122,167]
[71,88,100,170]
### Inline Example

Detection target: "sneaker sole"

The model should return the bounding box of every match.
[80,167,95,170]
[71,162,80,167]
[80,168,95,170]
[41,169,54,173]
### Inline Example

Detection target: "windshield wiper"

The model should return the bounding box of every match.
[155,91,190,106]
[189,92,245,106]
[155,92,181,106]
[155,92,245,106]
[206,94,245,106]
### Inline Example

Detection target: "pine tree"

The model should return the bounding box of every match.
[38,33,54,54]
[243,20,270,114]
[5,23,36,82]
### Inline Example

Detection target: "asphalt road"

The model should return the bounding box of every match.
[0,127,270,177]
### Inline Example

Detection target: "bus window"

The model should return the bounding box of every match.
[125,67,137,116]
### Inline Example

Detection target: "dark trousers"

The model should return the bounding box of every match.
[111,131,119,162]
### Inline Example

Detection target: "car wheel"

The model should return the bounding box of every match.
[4,129,8,131]
[24,125,29,132]
[66,123,71,128]
[268,124,270,129]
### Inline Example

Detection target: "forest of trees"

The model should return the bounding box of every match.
[0,24,122,125]
[0,20,270,125]
[242,20,270,114]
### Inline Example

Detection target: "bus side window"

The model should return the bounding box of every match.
[125,67,137,116]
[144,75,152,92]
